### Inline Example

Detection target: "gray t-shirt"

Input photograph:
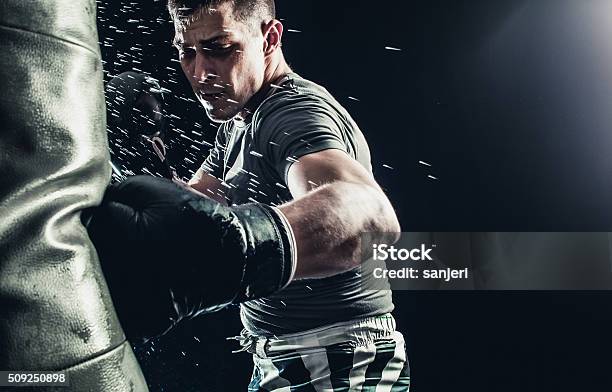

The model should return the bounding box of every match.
[201,73,393,335]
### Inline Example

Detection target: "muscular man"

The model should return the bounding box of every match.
[171,1,409,389]
[88,0,409,390]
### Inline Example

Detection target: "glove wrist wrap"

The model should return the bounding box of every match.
[231,203,297,301]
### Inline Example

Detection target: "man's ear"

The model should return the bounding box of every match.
[262,19,283,56]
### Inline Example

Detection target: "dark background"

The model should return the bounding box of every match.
[97,0,612,391]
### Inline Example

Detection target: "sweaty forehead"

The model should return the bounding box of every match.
[174,3,248,42]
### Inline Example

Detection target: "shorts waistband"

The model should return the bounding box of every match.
[228,313,397,358]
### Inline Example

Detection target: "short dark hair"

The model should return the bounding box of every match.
[168,0,275,32]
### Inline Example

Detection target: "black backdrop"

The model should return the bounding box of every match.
[97,1,612,391]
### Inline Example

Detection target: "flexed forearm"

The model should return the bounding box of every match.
[280,180,401,279]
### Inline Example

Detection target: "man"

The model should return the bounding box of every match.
[169,0,410,389]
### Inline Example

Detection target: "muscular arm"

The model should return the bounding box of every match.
[187,168,227,205]
[279,149,401,279]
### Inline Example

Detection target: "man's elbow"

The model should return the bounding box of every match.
[367,185,401,242]
[386,209,402,242]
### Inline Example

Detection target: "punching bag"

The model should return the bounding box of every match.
[0,0,148,390]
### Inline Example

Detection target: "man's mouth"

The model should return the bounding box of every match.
[199,91,225,101]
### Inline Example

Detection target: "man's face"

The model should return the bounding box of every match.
[173,3,266,122]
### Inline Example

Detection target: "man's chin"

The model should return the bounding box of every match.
[205,108,232,123]
[204,106,241,123]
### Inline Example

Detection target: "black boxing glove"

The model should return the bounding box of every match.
[106,71,167,138]
[86,175,296,341]
[105,71,174,180]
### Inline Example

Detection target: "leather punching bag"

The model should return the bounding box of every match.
[0,1,148,390]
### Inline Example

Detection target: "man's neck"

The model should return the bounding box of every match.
[264,55,293,88]
[237,55,292,121]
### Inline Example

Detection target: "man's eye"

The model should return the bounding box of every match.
[179,48,195,59]
[203,45,234,56]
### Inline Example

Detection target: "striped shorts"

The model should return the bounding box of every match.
[231,314,410,391]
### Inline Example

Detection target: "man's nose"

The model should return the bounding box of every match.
[192,52,217,86]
